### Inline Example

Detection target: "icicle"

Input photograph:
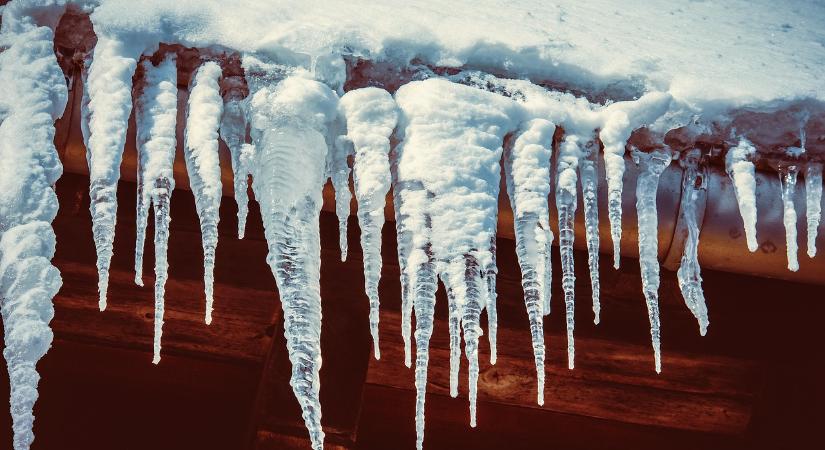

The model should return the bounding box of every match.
[246,65,339,450]
[484,239,498,365]
[392,165,415,368]
[394,78,518,438]
[219,76,253,239]
[805,163,822,257]
[184,61,224,325]
[725,138,759,252]
[778,165,800,271]
[504,118,555,405]
[579,139,601,324]
[556,134,582,369]
[339,87,399,360]
[329,128,352,261]
[632,147,672,373]
[599,93,672,269]
[85,36,141,311]
[133,55,178,363]
[676,150,709,336]
[0,19,68,449]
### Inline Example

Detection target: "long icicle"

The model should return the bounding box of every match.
[504,118,555,404]
[725,138,759,252]
[778,164,800,271]
[556,134,582,369]
[579,138,601,324]
[805,163,822,257]
[133,54,178,363]
[676,149,709,336]
[0,17,68,449]
[184,61,224,325]
[246,66,339,450]
[339,87,398,359]
[633,146,672,373]
[84,36,140,311]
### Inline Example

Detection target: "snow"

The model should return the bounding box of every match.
[339,87,398,360]
[184,60,224,325]
[133,54,178,364]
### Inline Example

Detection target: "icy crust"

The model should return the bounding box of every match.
[133,54,178,364]
[0,15,67,450]
[248,70,339,450]
[339,87,399,360]
[184,60,224,325]
[84,34,141,310]
[504,118,555,405]
[394,78,520,443]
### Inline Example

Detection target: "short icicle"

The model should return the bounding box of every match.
[805,163,823,257]
[778,164,801,271]
[633,146,673,373]
[219,74,253,239]
[676,149,709,336]
[556,133,583,369]
[184,61,224,325]
[339,87,399,360]
[133,54,179,363]
[725,138,759,252]
[245,60,339,450]
[504,118,555,404]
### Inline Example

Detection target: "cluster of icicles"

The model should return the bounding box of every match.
[1,28,823,450]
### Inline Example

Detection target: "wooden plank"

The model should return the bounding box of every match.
[367,309,757,435]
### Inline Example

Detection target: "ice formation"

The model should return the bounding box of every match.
[133,54,178,364]
[676,150,709,336]
[339,87,398,359]
[556,134,582,369]
[504,118,555,405]
[806,163,823,257]
[2,1,825,449]
[778,165,800,271]
[725,138,759,252]
[246,62,339,450]
[184,61,224,325]
[633,147,673,373]
[219,75,254,239]
[84,35,141,310]
[394,78,519,444]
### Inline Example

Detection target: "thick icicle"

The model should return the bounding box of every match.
[246,66,339,450]
[633,147,672,373]
[725,138,759,252]
[778,165,800,271]
[394,78,518,436]
[805,163,822,257]
[339,87,398,360]
[133,55,178,363]
[0,18,68,449]
[504,118,555,405]
[676,150,709,336]
[184,61,224,325]
[84,36,140,310]
[556,134,582,370]
[219,75,253,239]
[579,139,601,324]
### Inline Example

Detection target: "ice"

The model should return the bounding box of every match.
[84,36,141,311]
[725,138,759,252]
[0,16,67,449]
[394,78,518,439]
[219,75,253,239]
[339,87,399,359]
[246,63,339,450]
[184,60,224,325]
[556,134,582,370]
[778,165,800,271]
[133,54,178,363]
[805,163,822,257]
[579,138,601,324]
[632,147,673,373]
[676,150,709,336]
[328,118,352,261]
[504,118,555,404]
